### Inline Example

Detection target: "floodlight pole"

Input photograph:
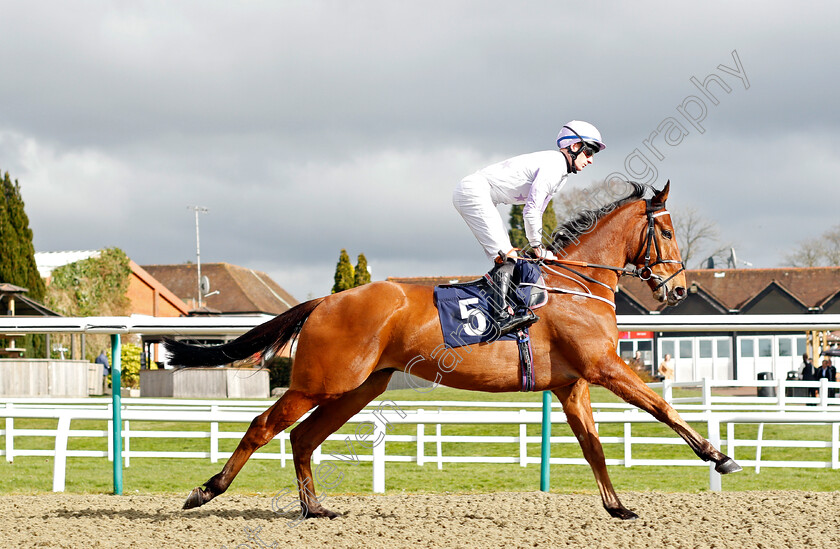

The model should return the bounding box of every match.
[189,206,209,309]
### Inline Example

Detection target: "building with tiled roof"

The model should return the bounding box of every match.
[35,251,190,318]
[127,261,191,317]
[616,267,840,315]
[388,267,840,384]
[138,263,299,367]
[141,262,298,315]
[20,251,190,362]
[0,282,61,317]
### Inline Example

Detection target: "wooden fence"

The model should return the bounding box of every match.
[0,360,93,397]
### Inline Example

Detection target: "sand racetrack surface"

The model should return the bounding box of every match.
[2,491,839,548]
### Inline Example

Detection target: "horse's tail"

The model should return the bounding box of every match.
[163,298,325,367]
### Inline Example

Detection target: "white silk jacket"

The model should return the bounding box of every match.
[473,150,570,246]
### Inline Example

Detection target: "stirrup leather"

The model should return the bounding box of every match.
[490,260,539,337]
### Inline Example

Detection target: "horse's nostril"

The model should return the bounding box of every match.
[674,286,686,298]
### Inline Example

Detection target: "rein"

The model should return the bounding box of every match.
[520,198,685,304]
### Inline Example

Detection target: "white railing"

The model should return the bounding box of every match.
[2,375,838,410]
[3,313,840,334]
[656,377,840,410]
[3,398,840,493]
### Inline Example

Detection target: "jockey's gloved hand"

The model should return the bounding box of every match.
[530,246,557,261]
[496,250,519,264]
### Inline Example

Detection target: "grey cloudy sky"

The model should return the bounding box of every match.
[1,2,838,301]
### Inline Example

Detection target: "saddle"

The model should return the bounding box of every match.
[433,259,547,391]
[437,260,548,309]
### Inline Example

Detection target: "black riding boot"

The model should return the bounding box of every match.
[490,258,538,337]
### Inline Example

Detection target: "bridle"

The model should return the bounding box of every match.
[631,199,686,291]
[528,198,685,297]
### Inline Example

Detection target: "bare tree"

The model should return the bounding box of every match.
[786,223,840,267]
[785,245,824,267]
[670,207,731,268]
[553,179,630,222]
[825,225,840,265]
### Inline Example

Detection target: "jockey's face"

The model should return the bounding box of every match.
[572,142,594,171]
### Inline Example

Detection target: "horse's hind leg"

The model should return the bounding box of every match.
[588,354,741,473]
[286,369,394,519]
[553,381,637,520]
[183,389,318,509]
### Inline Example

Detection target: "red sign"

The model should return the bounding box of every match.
[619,331,654,340]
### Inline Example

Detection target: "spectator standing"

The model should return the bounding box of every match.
[625,350,646,377]
[799,353,817,399]
[95,350,110,393]
[816,357,837,398]
[658,353,674,381]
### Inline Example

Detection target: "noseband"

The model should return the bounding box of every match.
[631,200,685,291]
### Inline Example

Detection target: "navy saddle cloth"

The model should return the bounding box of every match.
[433,260,544,348]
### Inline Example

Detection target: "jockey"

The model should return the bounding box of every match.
[452,120,605,336]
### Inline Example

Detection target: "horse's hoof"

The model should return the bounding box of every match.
[606,507,639,520]
[715,457,743,474]
[183,487,210,510]
[304,506,339,519]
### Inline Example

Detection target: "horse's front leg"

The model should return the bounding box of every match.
[585,353,741,474]
[553,380,637,520]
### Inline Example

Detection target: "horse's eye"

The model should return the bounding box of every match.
[661,229,672,239]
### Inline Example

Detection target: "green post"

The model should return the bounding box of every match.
[540,390,551,492]
[111,334,123,495]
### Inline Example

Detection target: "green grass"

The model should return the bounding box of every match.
[1,385,838,496]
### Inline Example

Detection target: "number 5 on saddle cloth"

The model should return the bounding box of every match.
[433,260,548,390]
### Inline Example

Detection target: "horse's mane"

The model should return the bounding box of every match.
[551,181,652,250]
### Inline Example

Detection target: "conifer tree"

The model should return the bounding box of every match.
[508,205,527,249]
[3,174,45,300]
[331,249,355,293]
[0,190,14,284]
[508,200,557,250]
[541,199,558,251]
[0,171,46,355]
[354,254,371,287]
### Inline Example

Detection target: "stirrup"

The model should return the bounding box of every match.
[496,309,539,337]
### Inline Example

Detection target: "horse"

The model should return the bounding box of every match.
[168,181,741,521]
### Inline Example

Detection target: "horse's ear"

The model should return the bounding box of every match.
[652,180,670,205]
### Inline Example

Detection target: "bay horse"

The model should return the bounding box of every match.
[169,181,741,520]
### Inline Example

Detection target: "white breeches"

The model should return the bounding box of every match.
[453,176,513,263]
